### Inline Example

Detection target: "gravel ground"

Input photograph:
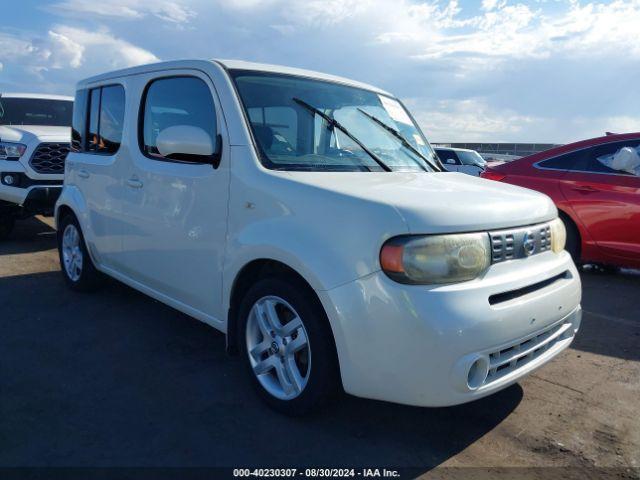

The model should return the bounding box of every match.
[0,217,638,479]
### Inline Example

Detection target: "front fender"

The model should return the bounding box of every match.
[223,222,333,310]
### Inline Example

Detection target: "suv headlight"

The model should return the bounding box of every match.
[0,142,27,160]
[380,233,491,284]
[549,217,566,253]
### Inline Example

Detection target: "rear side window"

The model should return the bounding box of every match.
[71,89,88,152]
[140,76,217,159]
[539,139,640,175]
[588,140,640,176]
[537,149,587,171]
[88,89,100,151]
[87,85,125,154]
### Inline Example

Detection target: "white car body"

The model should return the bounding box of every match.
[56,60,581,407]
[0,93,72,213]
[435,146,486,176]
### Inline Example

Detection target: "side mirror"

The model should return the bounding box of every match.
[156,125,222,167]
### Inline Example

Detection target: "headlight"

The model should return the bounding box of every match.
[0,142,26,160]
[549,217,566,253]
[380,233,491,284]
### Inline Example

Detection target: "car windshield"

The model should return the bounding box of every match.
[457,150,486,167]
[0,97,73,127]
[231,71,439,172]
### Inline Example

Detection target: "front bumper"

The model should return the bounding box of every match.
[0,159,63,207]
[0,178,62,214]
[320,250,581,407]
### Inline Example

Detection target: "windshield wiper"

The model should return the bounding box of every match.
[357,108,443,172]
[292,98,391,172]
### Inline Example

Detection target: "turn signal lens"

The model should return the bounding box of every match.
[550,217,567,253]
[381,233,491,284]
[380,244,405,273]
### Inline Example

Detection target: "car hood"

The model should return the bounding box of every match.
[0,125,71,143]
[285,171,557,233]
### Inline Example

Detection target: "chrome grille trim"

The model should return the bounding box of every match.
[29,142,70,174]
[490,222,552,264]
[483,320,574,385]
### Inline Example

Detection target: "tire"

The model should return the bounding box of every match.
[57,214,103,292]
[560,214,580,264]
[238,276,340,415]
[0,215,15,240]
[598,264,620,275]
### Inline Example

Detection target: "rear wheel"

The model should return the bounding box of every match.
[0,214,15,240]
[57,214,102,291]
[238,276,340,415]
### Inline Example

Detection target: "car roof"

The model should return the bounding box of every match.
[434,146,477,153]
[521,132,640,164]
[0,92,73,101]
[76,59,392,96]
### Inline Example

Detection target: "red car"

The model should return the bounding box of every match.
[482,133,640,269]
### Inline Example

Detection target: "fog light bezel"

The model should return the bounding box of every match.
[2,174,18,186]
[466,355,490,390]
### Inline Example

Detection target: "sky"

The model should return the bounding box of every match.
[1,0,639,143]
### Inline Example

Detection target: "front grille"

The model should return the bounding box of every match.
[484,320,573,385]
[29,143,70,174]
[490,222,552,263]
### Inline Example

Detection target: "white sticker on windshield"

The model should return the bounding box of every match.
[413,134,425,146]
[379,95,413,125]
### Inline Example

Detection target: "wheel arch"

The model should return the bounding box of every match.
[55,204,75,227]
[55,186,88,231]
[225,259,340,371]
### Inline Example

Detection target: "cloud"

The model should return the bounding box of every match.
[481,0,507,11]
[0,27,158,93]
[2,0,640,142]
[408,98,540,143]
[50,0,195,25]
[47,30,84,68]
[0,32,41,62]
[48,26,159,69]
[0,27,157,71]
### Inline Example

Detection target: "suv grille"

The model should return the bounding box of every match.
[490,223,552,263]
[29,143,70,174]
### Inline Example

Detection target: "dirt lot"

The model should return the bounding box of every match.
[0,217,638,479]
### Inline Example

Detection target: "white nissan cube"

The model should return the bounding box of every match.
[56,60,581,415]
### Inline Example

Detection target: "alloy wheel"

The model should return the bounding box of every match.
[62,224,83,282]
[245,295,311,400]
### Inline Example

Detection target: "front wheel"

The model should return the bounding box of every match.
[57,214,103,291]
[238,276,340,415]
[560,214,580,264]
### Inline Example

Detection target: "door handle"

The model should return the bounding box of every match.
[127,177,143,189]
[571,185,598,193]
[77,170,90,179]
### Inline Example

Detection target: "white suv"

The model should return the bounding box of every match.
[56,60,581,415]
[435,146,486,176]
[0,93,73,238]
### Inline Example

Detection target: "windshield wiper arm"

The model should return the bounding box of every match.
[357,108,443,172]
[292,97,391,172]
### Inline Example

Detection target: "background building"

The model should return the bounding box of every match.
[435,143,561,158]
